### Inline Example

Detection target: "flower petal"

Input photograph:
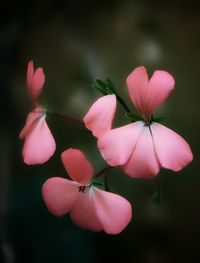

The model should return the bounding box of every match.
[83,94,117,138]
[61,148,93,184]
[98,122,143,166]
[30,67,45,102]
[151,123,193,171]
[92,187,132,235]
[126,66,148,115]
[19,107,43,139]
[42,177,79,217]
[145,70,175,116]
[70,188,102,232]
[22,116,56,164]
[122,125,160,179]
[27,60,34,92]
[127,67,175,116]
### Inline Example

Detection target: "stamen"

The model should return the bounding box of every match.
[78,186,86,193]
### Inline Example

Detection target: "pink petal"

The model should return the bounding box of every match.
[27,60,34,92]
[92,188,132,235]
[151,123,193,171]
[30,67,45,102]
[70,188,102,232]
[83,94,117,138]
[98,122,143,166]
[19,107,43,139]
[22,116,56,164]
[122,125,160,179]
[145,70,175,116]
[42,177,79,217]
[26,60,45,102]
[61,149,93,184]
[126,66,148,116]
[127,67,175,116]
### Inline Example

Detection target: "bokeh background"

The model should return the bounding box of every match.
[0,0,200,262]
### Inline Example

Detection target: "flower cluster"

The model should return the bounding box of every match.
[84,67,193,179]
[42,148,132,234]
[20,61,193,235]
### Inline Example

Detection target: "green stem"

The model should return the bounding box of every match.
[51,110,84,126]
[95,166,112,178]
[104,173,110,191]
[116,94,131,113]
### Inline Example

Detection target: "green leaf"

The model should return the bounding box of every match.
[125,112,144,122]
[94,85,108,95]
[94,79,110,95]
[96,79,106,90]
[94,78,119,96]
[106,78,118,95]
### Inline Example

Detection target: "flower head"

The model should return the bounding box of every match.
[84,66,193,179]
[42,148,132,234]
[19,107,56,165]
[19,61,56,164]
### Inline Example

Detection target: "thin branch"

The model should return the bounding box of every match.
[116,94,131,113]
[104,173,110,191]
[94,166,112,178]
[51,110,84,126]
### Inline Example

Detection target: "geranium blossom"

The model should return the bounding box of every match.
[19,61,56,165]
[42,148,132,234]
[84,66,193,179]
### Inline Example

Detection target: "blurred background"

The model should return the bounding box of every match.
[0,0,200,262]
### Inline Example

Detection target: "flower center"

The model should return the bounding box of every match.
[143,115,152,126]
[78,185,86,193]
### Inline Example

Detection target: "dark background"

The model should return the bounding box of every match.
[0,0,200,262]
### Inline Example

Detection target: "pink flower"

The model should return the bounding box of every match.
[84,66,193,179]
[19,107,56,165]
[42,148,132,234]
[19,61,56,165]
